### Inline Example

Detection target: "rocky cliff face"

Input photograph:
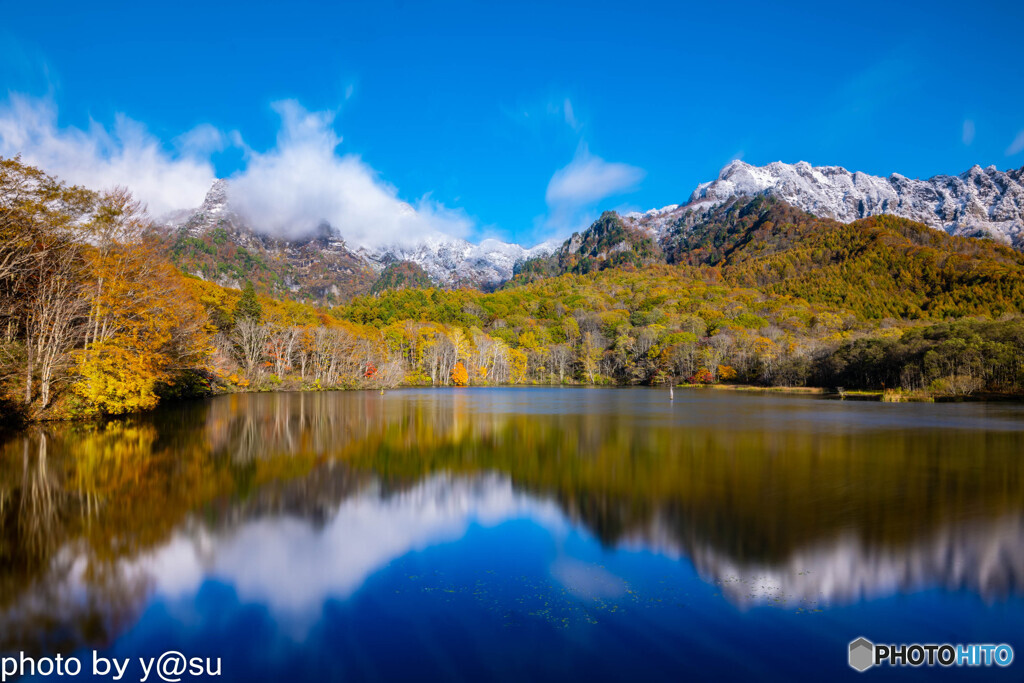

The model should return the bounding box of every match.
[158,181,378,303]
[160,180,556,293]
[678,160,1024,248]
[159,160,1024,300]
[358,236,557,291]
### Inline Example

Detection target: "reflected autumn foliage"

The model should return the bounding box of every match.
[1,389,1024,654]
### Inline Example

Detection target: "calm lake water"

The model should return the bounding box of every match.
[2,388,1023,681]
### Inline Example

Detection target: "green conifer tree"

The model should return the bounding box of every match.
[235,281,263,323]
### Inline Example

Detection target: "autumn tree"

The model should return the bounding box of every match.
[266,324,298,378]
[73,190,210,414]
[451,361,469,386]
[235,281,262,323]
[231,319,270,382]
[1,157,96,411]
[24,243,88,408]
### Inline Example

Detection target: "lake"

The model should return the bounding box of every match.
[1,388,1023,681]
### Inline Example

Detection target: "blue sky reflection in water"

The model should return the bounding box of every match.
[3,388,1024,681]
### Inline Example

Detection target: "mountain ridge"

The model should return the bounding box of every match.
[510,194,1024,320]
[159,180,557,296]
[683,159,1024,248]
[157,160,1024,301]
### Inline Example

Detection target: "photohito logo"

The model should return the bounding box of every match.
[848,637,1014,672]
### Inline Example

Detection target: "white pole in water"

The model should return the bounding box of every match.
[669,384,674,401]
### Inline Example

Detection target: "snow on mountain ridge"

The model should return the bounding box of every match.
[624,204,679,220]
[682,159,1024,247]
[360,235,557,289]
[163,179,556,289]
[163,159,1024,295]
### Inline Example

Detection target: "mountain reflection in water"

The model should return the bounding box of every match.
[1,388,1023,679]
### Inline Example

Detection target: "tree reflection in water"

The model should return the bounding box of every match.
[1,388,1023,656]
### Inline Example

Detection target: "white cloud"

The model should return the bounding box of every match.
[962,119,975,146]
[539,147,644,237]
[1006,129,1024,156]
[174,123,227,157]
[0,94,215,216]
[123,474,569,636]
[227,100,473,246]
[0,94,474,247]
[546,148,644,211]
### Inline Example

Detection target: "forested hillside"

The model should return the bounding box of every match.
[159,221,378,305]
[521,196,1024,320]
[681,197,1024,319]
[514,211,661,282]
[370,260,433,294]
[3,157,1024,425]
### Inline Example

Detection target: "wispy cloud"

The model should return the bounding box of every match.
[508,95,583,134]
[562,98,579,131]
[0,94,215,216]
[546,147,644,208]
[962,119,975,146]
[0,91,639,248]
[543,145,645,236]
[174,123,229,157]
[1006,130,1024,156]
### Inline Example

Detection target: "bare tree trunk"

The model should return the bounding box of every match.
[23,244,86,409]
[231,319,270,381]
[24,343,33,404]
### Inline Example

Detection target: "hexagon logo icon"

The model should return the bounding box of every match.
[849,637,875,672]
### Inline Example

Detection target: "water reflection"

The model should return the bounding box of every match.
[130,474,567,635]
[1,388,1023,662]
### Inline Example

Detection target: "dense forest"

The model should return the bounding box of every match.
[2,157,1024,424]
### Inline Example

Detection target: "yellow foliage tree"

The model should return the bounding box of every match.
[73,198,209,415]
[508,348,528,384]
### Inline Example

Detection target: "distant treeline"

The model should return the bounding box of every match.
[819,319,1024,395]
[3,157,1024,423]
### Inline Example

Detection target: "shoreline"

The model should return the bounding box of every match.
[676,383,1024,403]
[5,383,1023,434]
[675,384,826,395]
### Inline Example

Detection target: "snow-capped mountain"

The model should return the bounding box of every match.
[359,236,558,289]
[162,179,556,290]
[159,160,1024,300]
[676,160,1024,248]
[158,180,378,302]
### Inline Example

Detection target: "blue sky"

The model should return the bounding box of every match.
[2,0,1023,246]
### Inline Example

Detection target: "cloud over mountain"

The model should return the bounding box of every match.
[546,151,645,207]
[0,94,215,216]
[227,100,473,246]
[0,94,474,247]
[544,147,645,233]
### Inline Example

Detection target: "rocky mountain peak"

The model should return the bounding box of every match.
[160,179,557,291]
[681,160,1024,248]
[200,178,230,211]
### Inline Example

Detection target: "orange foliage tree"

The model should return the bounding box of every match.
[73,190,210,415]
[451,361,469,386]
